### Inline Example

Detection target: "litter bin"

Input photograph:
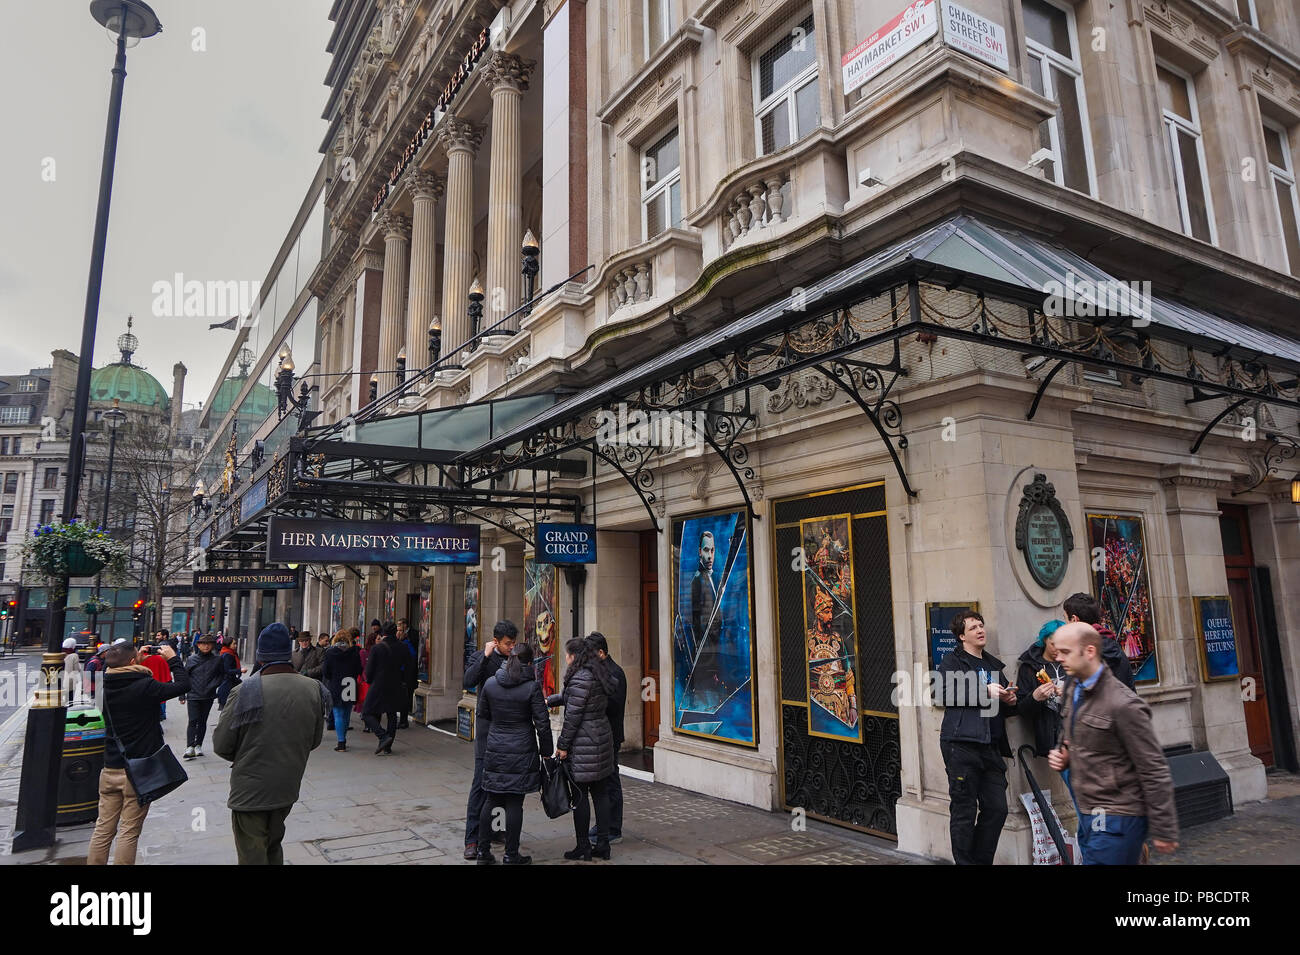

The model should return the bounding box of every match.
[57,707,106,826]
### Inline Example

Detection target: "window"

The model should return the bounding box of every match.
[642,127,682,239]
[754,12,819,156]
[0,504,11,537]
[1022,0,1093,194]
[1237,0,1258,27]
[1157,64,1215,243]
[645,0,671,58]
[3,473,15,494]
[0,439,6,456]
[17,378,36,392]
[40,499,55,524]
[42,467,58,490]
[10,438,18,455]
[0,407,32,425]
[1263,118,1300,277]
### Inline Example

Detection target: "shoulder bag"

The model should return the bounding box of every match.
[103,695,189,807]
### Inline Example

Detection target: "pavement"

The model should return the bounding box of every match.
[0,664,1295,865]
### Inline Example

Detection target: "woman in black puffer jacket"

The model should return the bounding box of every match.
[476,643,553,865]
[555,637,616,861]
[322,631,364,752]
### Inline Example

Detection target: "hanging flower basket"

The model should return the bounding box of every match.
[20,519,131,599]
[65,543,105,578]
[80,594,114,616]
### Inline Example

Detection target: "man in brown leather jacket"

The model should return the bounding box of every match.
[1048,623,1178,864]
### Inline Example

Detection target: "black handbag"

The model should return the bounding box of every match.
[540,756,574,819]
[103,700,188,807]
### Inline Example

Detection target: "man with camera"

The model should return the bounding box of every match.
[88,639,190,865]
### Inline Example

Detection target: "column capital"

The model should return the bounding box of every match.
[379,211,411,242]
[409,170,446,202]
[483,52,536,94]
[437,115,484,155]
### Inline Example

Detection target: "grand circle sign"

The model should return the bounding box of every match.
[1014,473,1073,590]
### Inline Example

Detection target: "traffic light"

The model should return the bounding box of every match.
[0,600,14,618]
[132,598,145,621]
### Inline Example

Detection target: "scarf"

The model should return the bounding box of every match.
[225,670,333,732]
[106,664,152,675]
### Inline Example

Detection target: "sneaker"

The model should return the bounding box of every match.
[334,742,347,752]
[588,829,623,843]
[194,746,203,757]
[463,843,478,861]
[183,746,196,760]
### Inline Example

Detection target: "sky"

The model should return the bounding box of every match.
[0,0,334,408]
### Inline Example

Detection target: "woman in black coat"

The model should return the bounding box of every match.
[361,624,402,753]
[475,643,553,865]
[322,631,364,751]
[555,636,616,861]
[1015,619,1067,757]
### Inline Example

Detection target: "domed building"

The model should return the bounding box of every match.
[208,347,276,433]
[89,318,170,425]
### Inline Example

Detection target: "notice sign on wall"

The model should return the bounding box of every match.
[1194,596,1239,682]
[939,0,1009,73]
[926,601,979,670]
[536,523,597,564]
[842,0,939,95]
[266,517,480,566]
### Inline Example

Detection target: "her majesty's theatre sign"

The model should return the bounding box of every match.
[267,517,480,565]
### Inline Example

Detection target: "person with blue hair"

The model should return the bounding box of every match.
[1016,619,1067,757]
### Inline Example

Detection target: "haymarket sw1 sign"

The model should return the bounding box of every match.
[266,517,480,566]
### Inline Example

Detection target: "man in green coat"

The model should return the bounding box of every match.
[214,622,329,864]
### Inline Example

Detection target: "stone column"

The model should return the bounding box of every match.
[406,172,445,371]
[437,117,483,362]
[377,212,411,398]
[483,53,535,336]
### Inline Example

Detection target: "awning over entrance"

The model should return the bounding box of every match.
[452,214,1300,526]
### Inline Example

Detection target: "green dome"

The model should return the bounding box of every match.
[90,362,167,409]
[210,374,276,421]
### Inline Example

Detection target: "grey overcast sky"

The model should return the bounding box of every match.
[0,0,333,406]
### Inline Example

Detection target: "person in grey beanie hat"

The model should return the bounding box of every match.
[214,622,328,864]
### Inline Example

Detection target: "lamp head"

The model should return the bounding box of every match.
[521,229,539,255]
[469,277,485,302]
[90,0,163,40]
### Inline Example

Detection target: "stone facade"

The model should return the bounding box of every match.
[265,0,1300,862]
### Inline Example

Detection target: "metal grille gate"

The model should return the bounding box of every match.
[773,482,901,837]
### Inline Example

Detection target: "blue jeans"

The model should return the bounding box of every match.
[332,705,351,744]
[1077,812,1148,865]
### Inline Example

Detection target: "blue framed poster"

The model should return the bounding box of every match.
[671,508,756,747]
[1194,596,1239,682]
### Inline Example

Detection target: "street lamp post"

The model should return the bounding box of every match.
[12,0,162,853]
[89,398,126,639]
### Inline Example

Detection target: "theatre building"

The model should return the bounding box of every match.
[194,0,1300,862]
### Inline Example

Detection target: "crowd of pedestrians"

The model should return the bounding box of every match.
[936,592,1178,867]
[80,586,1174,869]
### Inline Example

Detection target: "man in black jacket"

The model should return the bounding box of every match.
[934,610,1017,865]
[462,619,517,859]
[88,639,190,865]
[1063,593,1136,690]
[586,632,627,842]
[184,633,224,758]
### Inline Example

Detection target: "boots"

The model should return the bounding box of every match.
[562,843,593,862]
[593,839,612,860]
